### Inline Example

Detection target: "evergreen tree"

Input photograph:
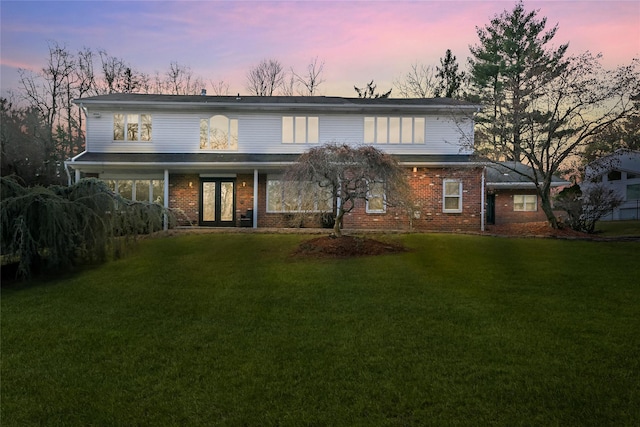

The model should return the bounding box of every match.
[468,1,568,161]
[468,2,639,228]
[435,49,465,98]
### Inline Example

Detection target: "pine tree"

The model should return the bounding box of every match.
[469,1,568,161]
[435,49,465,98]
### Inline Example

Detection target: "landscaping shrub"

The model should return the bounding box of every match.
[1,176,172,279]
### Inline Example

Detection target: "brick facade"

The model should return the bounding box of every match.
[489,189,548,225]
[169,167,484,232]
[169,174,200,225]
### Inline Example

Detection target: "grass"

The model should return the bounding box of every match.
[594,219,640,237]
[2,233,639,426]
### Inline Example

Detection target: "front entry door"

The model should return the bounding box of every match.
[200,179,236,226]
[486,194,495,225]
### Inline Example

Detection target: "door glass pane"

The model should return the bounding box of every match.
[220,182,234,221]
[203,182,216,221]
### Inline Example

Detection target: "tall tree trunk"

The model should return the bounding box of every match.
[539,185,559,229]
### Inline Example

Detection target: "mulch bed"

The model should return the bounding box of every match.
[292,222,599,259]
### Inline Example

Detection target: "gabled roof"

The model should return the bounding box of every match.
[73,94,481,113]
[485,162,570,189]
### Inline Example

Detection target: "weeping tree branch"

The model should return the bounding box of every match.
[1,177,174,280]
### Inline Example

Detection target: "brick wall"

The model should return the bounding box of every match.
[491,189,548,224]
[169,167,484,231]
[343,167,484,232]
[169,174,200,225]
[235,173,254,226]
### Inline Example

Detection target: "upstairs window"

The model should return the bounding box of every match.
[443,179,462,213]
[114,114,152,141]
[200,115,238,150]
[514,194,537,211]
[607,170,622,181]
[364,117,425,144]
[282,116,319,144]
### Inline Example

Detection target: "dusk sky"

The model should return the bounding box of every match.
[1,0,639,98]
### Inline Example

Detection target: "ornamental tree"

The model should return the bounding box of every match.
[284,143,410,236]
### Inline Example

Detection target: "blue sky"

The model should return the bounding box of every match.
[1,0,639,97]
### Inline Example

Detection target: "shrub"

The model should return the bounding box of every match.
[555,183,624,233]
[1,177,173,279]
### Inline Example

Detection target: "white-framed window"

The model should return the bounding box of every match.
[282,116,319,144]
[364,116,425,144]
[443,179,462,213]
[200,115,238,150]
[366,181,386,213]
[266,177,332,212]
[513,194,537,211]
[626,184,640,200]
[104,179,164,204]
[113,114,152,142]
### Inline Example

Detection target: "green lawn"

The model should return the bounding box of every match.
[2,233,639,426]
[595,219,640,237]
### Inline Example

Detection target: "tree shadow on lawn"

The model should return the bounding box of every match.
[291,235,409,259]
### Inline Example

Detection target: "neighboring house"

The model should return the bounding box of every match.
[66,94,492,231]
[485,162,570,225]
[584,149,640,220]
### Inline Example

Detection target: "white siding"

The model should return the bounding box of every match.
[85,109,473,156]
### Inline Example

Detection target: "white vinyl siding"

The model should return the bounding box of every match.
[86,110,471,155]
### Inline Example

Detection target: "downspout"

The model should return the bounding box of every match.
[163,169,169,231]
[481,167,486,232]
[65,104,89,187]
[64,150,87,186]
[64,162,72,186]
[253,169,258,228]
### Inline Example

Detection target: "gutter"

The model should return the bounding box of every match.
[73,99,482,115]
[64,151,88,185]
[486,181,570,189]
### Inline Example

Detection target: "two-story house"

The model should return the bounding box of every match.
[584,149,640,220]
[66,94,486,231]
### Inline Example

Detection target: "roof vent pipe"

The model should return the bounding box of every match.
[201,89,206,96]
